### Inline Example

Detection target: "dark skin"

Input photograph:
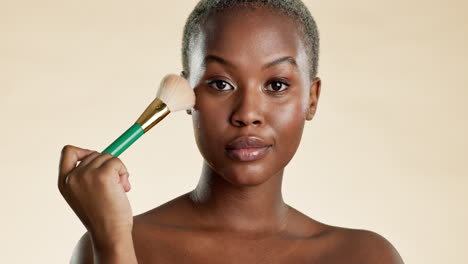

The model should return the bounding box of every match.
[70,6,403,264]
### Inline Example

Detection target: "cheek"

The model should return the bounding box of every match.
[191,109,214,165]
[191,94,229,157]
[192,109,225,141]
[191,93,229,135]
[270,101,306,153]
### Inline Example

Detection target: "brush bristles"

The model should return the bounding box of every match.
[156,74,195,112]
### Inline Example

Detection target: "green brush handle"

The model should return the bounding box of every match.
[102,123,144,157]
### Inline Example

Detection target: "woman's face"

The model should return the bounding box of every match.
[186,7,320,186]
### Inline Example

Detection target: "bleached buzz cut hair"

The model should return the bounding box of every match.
[181,0,320,79]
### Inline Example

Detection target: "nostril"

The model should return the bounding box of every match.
[235,120,246,126]
[233,119,261,126]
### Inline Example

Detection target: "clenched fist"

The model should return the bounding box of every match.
[57,145,133,245]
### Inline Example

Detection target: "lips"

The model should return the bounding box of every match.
[225,136,272,162]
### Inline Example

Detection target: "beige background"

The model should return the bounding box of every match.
[1,0,467,263]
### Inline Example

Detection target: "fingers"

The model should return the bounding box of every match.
[120,173,131,192]
[76,151,101,168]
[58,145,94,191]
[77,152,114,171]
[57,146,134,235]
[84,154,130,190]
[104,157,129,176]
[58,145,131,195]
[101,156,129,181]
[107,158,131,192]
[82,154,130,191]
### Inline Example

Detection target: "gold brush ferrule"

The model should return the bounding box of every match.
[135,98,170,133]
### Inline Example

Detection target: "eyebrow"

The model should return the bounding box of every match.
[262,56,298,70]
[203,55,298,70]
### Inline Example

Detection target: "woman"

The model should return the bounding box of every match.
[58,0,404,263]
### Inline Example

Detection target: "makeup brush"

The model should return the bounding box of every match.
[101,74,195,157]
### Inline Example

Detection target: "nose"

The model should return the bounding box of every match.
[230,87,265,127]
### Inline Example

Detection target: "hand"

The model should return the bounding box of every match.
[58,145,133,245]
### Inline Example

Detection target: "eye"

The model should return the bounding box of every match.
[265,80,290,92]
[206,80,234,91]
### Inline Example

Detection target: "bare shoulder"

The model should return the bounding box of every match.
[279,207,404,263]
[335,227,404,264]
[70,232,94,264]
[68,194,190,264]
[133,192,195,227]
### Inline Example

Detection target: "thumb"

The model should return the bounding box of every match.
[58,145,95,191]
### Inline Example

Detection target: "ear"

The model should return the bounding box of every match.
[306,77,321,121]
[180,71,192,115]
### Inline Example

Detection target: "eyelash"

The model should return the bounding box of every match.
[207,80,233,91]
[266,80,290,92]
[206,79,290,93]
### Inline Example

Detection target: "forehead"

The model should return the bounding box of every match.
[197,6,305,66]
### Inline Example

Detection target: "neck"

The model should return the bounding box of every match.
[189,162,290,234]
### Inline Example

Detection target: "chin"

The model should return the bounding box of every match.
[218,162,280,187]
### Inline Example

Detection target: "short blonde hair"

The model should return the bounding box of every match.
[181,0,320,79]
